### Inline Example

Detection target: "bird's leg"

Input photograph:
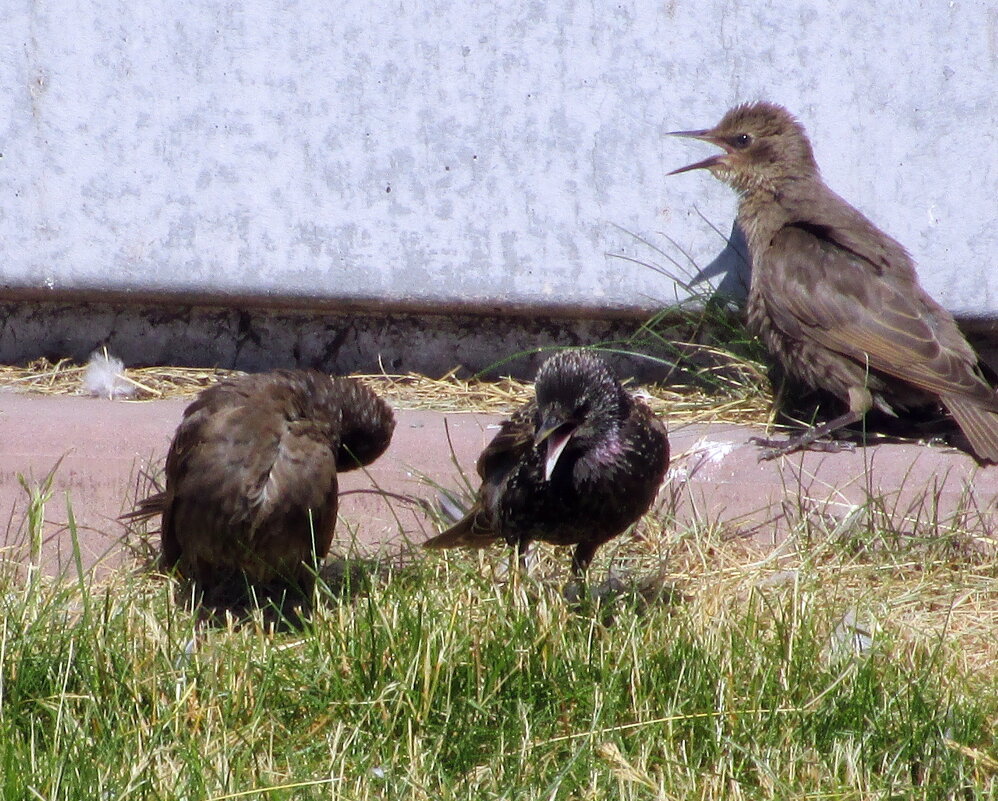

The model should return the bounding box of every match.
[570,541,598,577]
[564,541,599,603]
[749,409,863,460]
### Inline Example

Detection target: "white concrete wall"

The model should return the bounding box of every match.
[2,0,996,317]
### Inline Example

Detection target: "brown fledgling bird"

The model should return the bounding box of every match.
[423,350,670,579]
[126,369,395,624]
[669,101,998,461]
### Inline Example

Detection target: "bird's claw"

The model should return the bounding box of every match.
[807,440,856,454]
[756,445,787,462]
[747,436,792,461]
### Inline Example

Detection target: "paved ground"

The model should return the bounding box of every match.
[2,392,997,578]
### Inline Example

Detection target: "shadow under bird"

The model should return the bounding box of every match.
[423,350,670,579]
[124,369,395,625]
[669,101,998,462]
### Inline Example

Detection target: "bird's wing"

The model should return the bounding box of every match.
[789,189,915,280]
[475,402,536,485]
[627,399,671,478]
[423,402,536,550]
[763,224,998,407]
[249,420,339,539]
[162,396,339,581]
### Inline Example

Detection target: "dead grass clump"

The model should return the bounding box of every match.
[1,356,775,426]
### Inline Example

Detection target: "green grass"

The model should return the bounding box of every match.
[3,478,998,800]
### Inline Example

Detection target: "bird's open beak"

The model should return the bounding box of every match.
[535,418,577,482]
[668,154,724,175]
[667,128,712,140]
[667,128,725,175]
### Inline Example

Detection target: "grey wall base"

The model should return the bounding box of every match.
[0,299,672,381]
[3,300,996,385]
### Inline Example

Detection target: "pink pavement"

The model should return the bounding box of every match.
[1,392,996,578]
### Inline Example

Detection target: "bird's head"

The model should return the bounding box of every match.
[532,351,624,481]
[329,377,396,471]
[668,101,818,194]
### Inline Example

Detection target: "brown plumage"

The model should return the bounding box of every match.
[125,369,395,623]
[423,351,670,578]
[669,101,998,461]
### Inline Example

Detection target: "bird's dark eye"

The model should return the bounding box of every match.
[731,133,752,149]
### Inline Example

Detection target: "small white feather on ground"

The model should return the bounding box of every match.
[83,350,136,399]
[667,438,737,485]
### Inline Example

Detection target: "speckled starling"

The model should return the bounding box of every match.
[423,350,670,577]
[670,101,998,461]
[125,369,395,623]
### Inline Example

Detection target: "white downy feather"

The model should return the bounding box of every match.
[83,350,136,399]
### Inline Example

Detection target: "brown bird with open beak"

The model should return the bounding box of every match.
[125,369,395,625]
[423,350,670,580]
[669,101,998,461]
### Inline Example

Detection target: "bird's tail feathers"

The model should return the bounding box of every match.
[422,509,502,550]
[941,394,998,463]
[119,491,168,523]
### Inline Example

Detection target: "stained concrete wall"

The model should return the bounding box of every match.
[1,1,997,368]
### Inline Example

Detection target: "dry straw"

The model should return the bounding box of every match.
[0,355,774,426]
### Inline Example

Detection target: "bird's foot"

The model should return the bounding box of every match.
[748,436,855,461]
[562,578,586,605]
[562,575,633,608]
